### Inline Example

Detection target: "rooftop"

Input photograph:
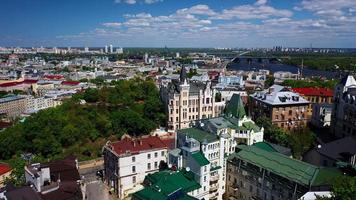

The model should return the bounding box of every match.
[177,128,218,144]
[191,152,210,166]
[229,145,333,186]
[251,84,309,106]
[313,136,356,162]
[133,170,200,200]
[0,95,25,103]
[0,163,11,175]
[108,136,168,156]
[292,87,333,97]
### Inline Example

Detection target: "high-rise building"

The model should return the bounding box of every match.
[144,53,149,64]
[104,45,108,54]
[109,44,113,54]
[176,52,180,58]
[84,47,89,53]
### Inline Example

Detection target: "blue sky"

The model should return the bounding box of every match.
[0,0,355,48]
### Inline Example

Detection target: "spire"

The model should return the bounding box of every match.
[225,94,246,119]
[180,67,187,83]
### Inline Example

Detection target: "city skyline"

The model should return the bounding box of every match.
[0,0,356,48]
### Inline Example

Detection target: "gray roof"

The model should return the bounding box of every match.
[250,84,309,106]
[0,95,25,104]
[315,136,356,162]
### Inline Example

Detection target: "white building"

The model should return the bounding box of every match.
[170,94,264,200]
[103,136,169,199]
[26,96,61,113]
[109,44,113,54]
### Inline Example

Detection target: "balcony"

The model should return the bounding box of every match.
[210,174,219,182]
[209,184,218,192]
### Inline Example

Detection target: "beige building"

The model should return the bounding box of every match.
[160,67,225,131]
[249,85,309,131]
[0,95,27,119]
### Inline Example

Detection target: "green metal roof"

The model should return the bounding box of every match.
[253,142,278,153]
[229,145,320,186]
[191,152,210,166]
[178,128,218,143]
[225,94,246,119]
[133,170,200,200]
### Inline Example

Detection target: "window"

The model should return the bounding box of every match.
[147,163,151,170]
[132,166,136,173]
[204,176,206,182]
[154,162,158,169]
[161,151,165,156]
[147,154,151,159]
[132,176,136,183]
[132,156,135,162]
[155,152,158,158]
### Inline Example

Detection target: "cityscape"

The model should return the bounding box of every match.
[0,0,356,200]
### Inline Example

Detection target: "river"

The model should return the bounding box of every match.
[227,57,339,79]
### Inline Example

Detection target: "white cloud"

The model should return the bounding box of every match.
[58,2,356,47]
[212,5,293,20]
[115,0,162,4]
[177,4,216,16]
[102,22,122,27]
[255,0,267,6]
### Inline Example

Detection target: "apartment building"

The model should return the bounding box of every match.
[331,75,356,138]
[103,136,169,199]
[225,145,340,200]
[292,87,333,119]
[160,67,225,131]
[26,96,61,113]
[0,95,27,119]
[249,85,309,131]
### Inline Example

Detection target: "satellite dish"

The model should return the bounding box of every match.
[201,123,204,127]
[168,164,172,168]
[317,144,322,149]
[186,167,190,172]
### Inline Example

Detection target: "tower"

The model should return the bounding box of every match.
[109,44,113,54]
[104,45,108,54]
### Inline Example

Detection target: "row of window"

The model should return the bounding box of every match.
[131,151,165,162]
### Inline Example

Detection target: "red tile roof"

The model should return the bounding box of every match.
[292,87,334,97]
[109,136,168,156]
[43,75,64,80]
[61,81,80,86]
[0,163,11,175]
[0,79,38,88]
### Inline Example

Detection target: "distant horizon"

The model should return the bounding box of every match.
[2,46,356,50]
[1,0,356,48]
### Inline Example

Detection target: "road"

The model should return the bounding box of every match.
[85,180,115,200]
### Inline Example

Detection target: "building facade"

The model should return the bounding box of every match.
[250,85,309,131]
[225,145,339,200]
[0,163,11,188]
[331,75,356,138]
[311,103,332,128]
[0,95,27,119]
[292,87,333,119]
[103,136,169,199]
[160,67,225,131]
